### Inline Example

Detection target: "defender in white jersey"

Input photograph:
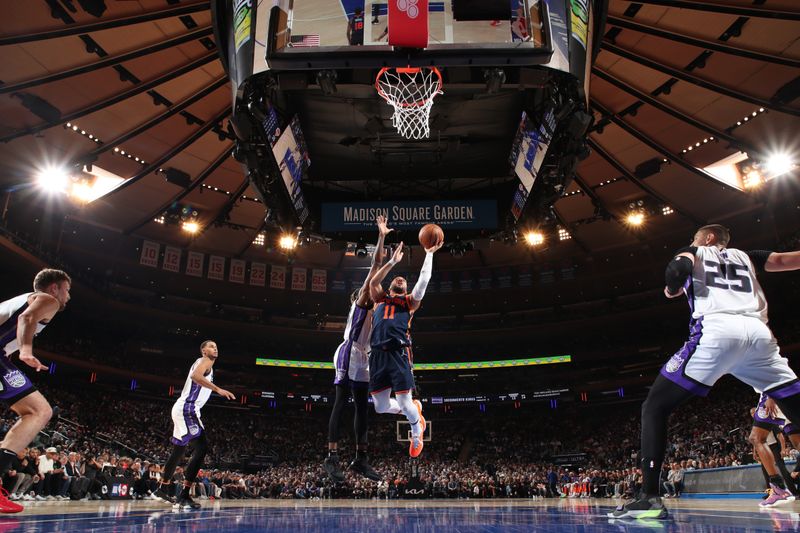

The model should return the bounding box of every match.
[0,269,70,514]
[155,341,235,510]
[612,225,800,519]
[323,216,392,483]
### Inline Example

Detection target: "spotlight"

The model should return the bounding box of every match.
[765,153,794,177]
[626,212,645,226]
[558,227,571,241]
[661,206,674,216]
[279,234,297,250]
[70,182,95,203]
[524,231,544,246]
[253,233,266,246]
[35,166,70,193]
[182,221,200,234]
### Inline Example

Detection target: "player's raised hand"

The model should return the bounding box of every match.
[19,350,48,372]
[425,238,444,254]
[377,215,393,237]
[217,388,236,401]
[391,242,404,263]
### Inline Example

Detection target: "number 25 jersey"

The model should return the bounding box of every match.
[688,246,768,323]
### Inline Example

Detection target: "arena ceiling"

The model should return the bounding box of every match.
[0,0,798,271]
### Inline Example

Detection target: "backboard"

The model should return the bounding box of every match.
[396,420,433,442]
[252,0,555,72]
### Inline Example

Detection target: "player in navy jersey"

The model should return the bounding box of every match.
[154,340,235,509]
[324,216,392,482]
[0,269,70,513]
[347,8,365,46]
[368,236,444,458]
[612,225,800,518]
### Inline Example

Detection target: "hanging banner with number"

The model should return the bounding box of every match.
[270,265,286,289]
[311,269,327,293]
[229,259,246,284]
[291,267,307,291]
[250,262,266,287]
[208,255,226,281]
[139,241,160,268]
[186,251,204,277]
[162,246,181,273]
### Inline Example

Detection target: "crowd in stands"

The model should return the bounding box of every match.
[0,377,779,502]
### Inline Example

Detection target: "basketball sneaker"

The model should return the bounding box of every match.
[175,494,201,510]
[349,455,381,481]
[153,486,176,505]
[323,455,345,483]
[0,487,23,513]
[607,495,668,519]
[760,484,794,508]
[409,434,424,458]
[413,400,426,435]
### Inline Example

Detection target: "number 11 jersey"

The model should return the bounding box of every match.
[688,246,769,323]
[370,294,413,349]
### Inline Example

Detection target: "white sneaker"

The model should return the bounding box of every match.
[9,493,18,501]
[35,495,45,501]
[45,495,55,501]
[23,494,34,501]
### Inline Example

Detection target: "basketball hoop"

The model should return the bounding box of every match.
[376,67,443,140]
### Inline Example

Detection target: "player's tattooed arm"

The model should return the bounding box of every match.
[191,357,235,400]
[369,242,404,303]
[358,215,393,307]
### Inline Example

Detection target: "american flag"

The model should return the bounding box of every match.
[290,34,320,48]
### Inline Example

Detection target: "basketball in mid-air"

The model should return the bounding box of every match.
[418,223,444,249]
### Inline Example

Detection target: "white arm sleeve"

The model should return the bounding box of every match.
[411,252,434,301]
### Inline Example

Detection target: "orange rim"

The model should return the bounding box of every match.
[375,67,443,108]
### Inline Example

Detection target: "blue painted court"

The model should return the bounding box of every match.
[2,500,798,532]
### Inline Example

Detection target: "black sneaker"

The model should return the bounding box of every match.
[323,455,345,483]
[349,456,381,481]
[175,495,201,510]
[154,487,176,505]
[607,495,668,519]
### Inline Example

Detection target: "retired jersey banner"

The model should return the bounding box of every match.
[439,271,453,293]
[518,265,532,287]
[321,200,497,232]
[291,267,307,291]
[139,241,160,268]
[479,269,493,290]
[186,251,204,277]
[162,246,181,273]
[459,271,474,291]
[331,271,347,292]
[311,269,327,293]
[229,259,246,284]
[270,265,286,289]
[250,262,266,287]
[208,255,225,281]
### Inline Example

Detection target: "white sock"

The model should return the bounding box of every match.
[396,393,421,437]
[371,389,402,415]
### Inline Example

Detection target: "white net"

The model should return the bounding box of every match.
[376,67,443,140]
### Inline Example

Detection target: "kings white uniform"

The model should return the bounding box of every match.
[0,294,46,402]
[333,303,372,386]
[171,358,213,445]
[661,246,797,397]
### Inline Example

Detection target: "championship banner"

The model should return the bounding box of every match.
[459,271,474,292]
[229,259,246,284]
[321,200,497,232]
[162,246,181,273]
[250,262,266,287]
[518,265,532,287]
[540,269,555,284]
[388,0,429,48]
[479,269,493,290]
[270,265,286,289]
[497,267,512,289]
[139,241,159,268]
[439,271,452,293]
[350,271,367,293]
[186,251,204,277]
[208,255,226,281]
[311,269,327,293]
[291,267,307,291]
[331,271,347,292]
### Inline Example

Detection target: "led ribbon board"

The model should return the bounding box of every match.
[256,355,571,370]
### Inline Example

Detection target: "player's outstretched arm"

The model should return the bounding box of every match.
[409,239,444,310]
[664,250,696,299]
[191,358,236,400]
[369,242,403,303]
[17,293,60,372]
[358,215,393,307]
[764,250,800,272]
